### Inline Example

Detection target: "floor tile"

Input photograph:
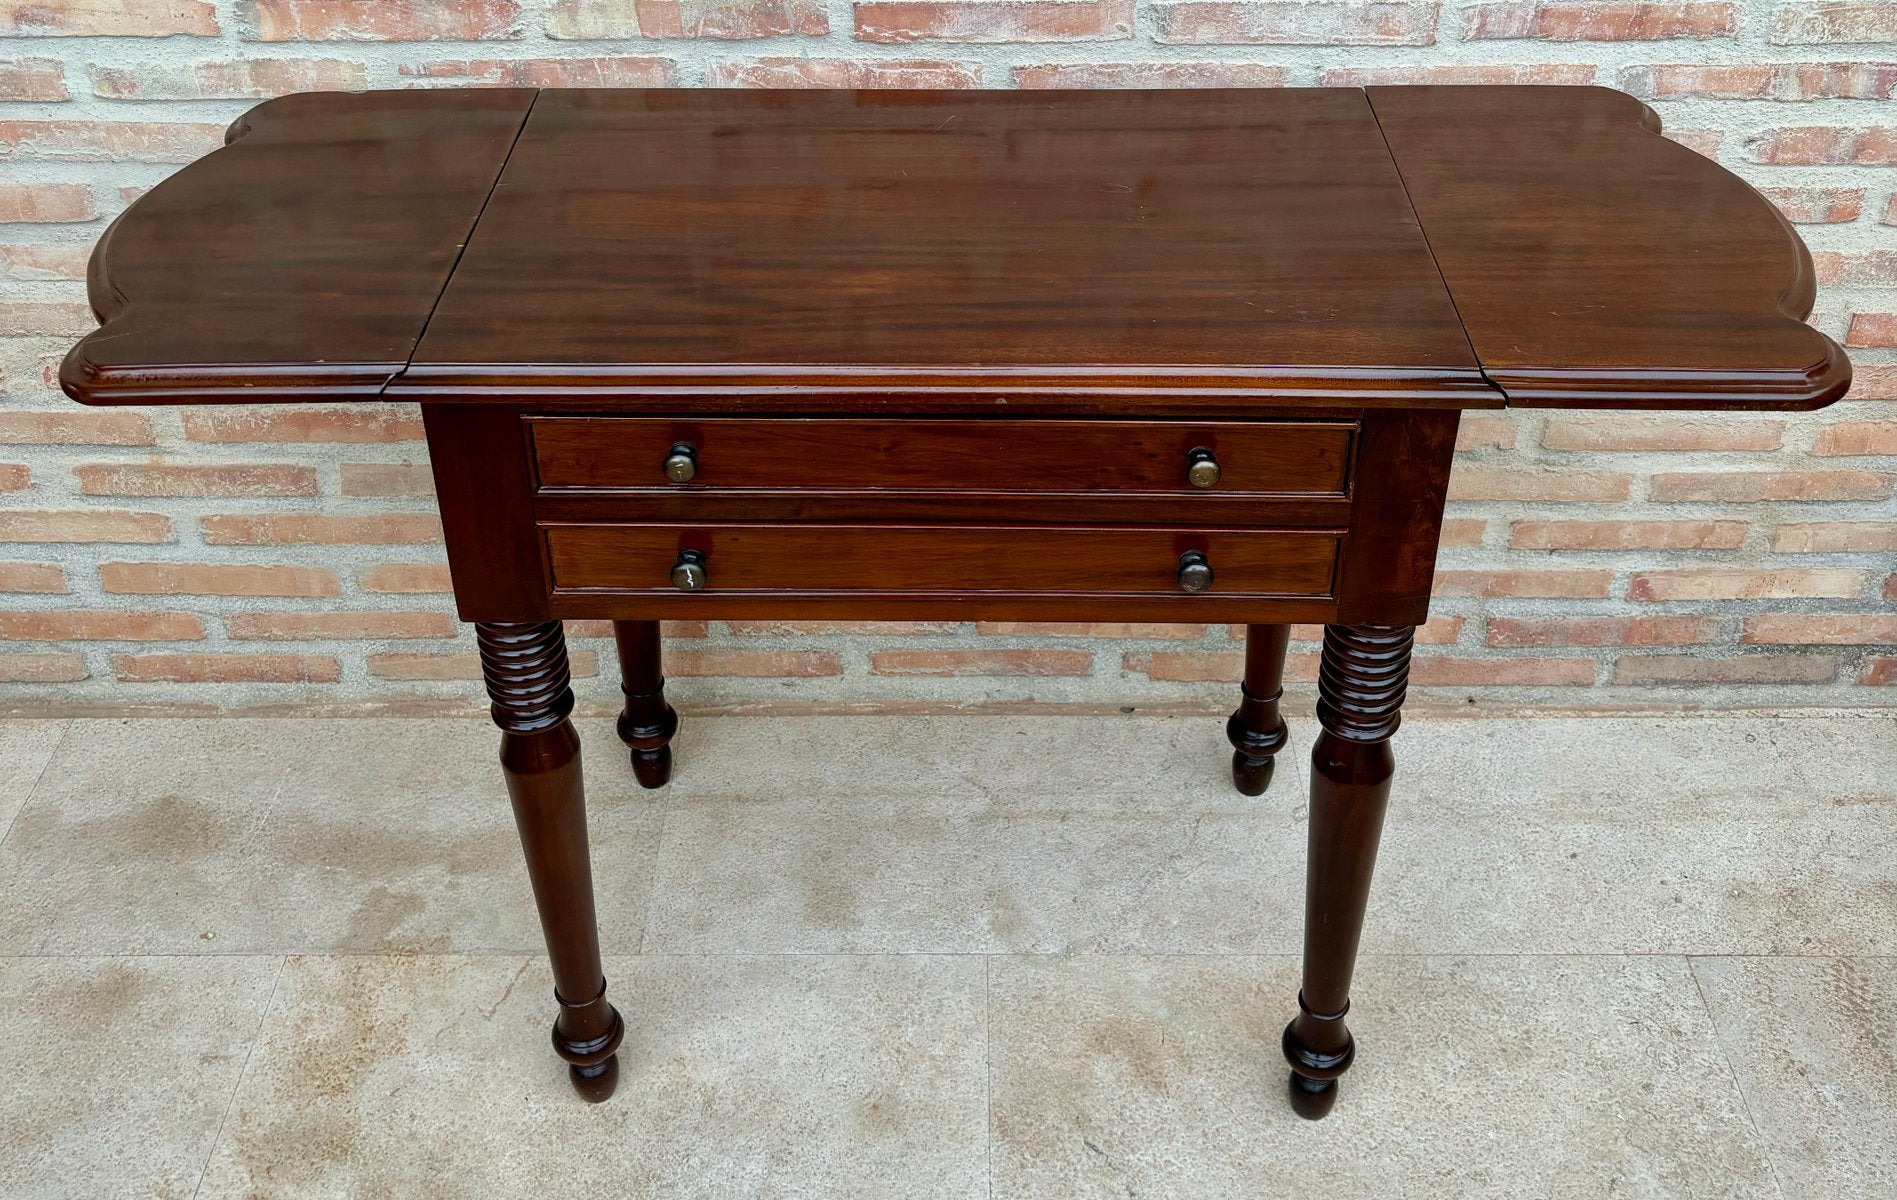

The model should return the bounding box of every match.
[988,953,1777,1200]
[1693,956,1897,1199]
[0,719,65,840]
[1372,714,1897,955]
[0,718,663,955]
[195,952,988,1199]
[0,955,279,1200]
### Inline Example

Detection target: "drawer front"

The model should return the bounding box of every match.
[529,418,1354,497]
[545,523,1339,598]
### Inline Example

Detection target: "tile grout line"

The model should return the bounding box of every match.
[1686,955,1791,1200]
[983,954,995,1200]
[190,953,289,1200]
[0,719,71,852]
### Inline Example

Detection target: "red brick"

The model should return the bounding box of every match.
[1462,1,1734,39]
[74,463,318,498]
[857,0,1130,41]
[0,562,66,593]
[1446,465,1631,502]
[339,462,434,497]
[1541,414,1782,451]
[182,407,423,442]
[100,562,341,597]
[1827,251,1897,285]
[0,463,27,491]
[0,58,68,100]
[975,621,1208,638]
[244,0,522,40]
[1812,420,1897,456]
[666,648,842,677]
[1488,615,1714,647]
[1757,185,1865,224]
[200,513,442,545]
[1773,522,1897,553]
[548,0,826,37]
[1123,649,1242,682]
[1322,63,1595,85]
[1613,654,1838,686]
[563,619,706,640]
[1888,573,1897,604]
[0,120,225,163]
[114,653,340,683]
[1887,194,1897,226]
[0,300,95,336]
[367,650,601,681]
[400,57,675,86]
[0,653,86,682]
[1153,0,1440,44]
[1621,62,1897,100]
[1863,657,1897,686]
[1509,520,1747,551]
[1650,470,1891,502]
[1,1,219,36]
[1745,127,1897,166]
[1771,1,1897,42]
[0,410,152,445]
[1249,615,1462,645]
[1664,127,1723,158]
[730,619,961,634]
[1454,413,1518,450]
[871,648,1092,676]
[0,610,202,641]
[1410,657,1596,686]
[1438,517,1486,547]
[0,244,93,280]
[358,562,454,593]
[225,611,457,640]
[1848,313,1897,347]
[1434,569,1613,598]
[0,509,171,543]
[1742,614,1897,645]
[1629,568,1866,601]
[1015,61,1287,87]
[88,58,367,99]
[1854,365,1897,397]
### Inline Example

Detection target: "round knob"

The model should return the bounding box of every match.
[662,443,698,483]
[1186,447,1221,489]
[670,549,707,592]
[1177,550,1214,593]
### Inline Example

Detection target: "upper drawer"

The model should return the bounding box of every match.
[528,417,1354,497]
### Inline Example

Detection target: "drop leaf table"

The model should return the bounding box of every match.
[62,86,1850,1118]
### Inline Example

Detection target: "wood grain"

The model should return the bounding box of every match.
[1370,85,1850,410]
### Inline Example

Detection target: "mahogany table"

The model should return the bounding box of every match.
[62,86,1850,1119]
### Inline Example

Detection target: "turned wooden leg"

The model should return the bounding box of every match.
[612,619,677,789]
[478,621,625,1102]
[1283,623,1412,1119]
[1226,623,1291,796]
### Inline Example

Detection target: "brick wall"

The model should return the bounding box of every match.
[1,0,1893,715]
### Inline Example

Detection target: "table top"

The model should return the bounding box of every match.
[62,86,1849,414]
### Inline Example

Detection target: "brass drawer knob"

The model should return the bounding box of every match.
[662,442,698,483]
[670,549,708,591]
[1177,550,1214,593]
[1186,447,1220,489]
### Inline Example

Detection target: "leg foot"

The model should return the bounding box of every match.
[1226,624,1290,796]
[479,621,626,1102]
[613,620,677,789]
[1281,623,1411,1118]
[570,1056,620,1103]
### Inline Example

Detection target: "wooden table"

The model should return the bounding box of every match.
[62,86,1850,1119]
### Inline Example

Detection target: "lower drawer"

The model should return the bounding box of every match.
[544,523,1340,598]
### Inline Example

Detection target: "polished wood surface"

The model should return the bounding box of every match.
[405,88,1486,407]
[529,417,1355,497]
[60,89,534,405]
[1371,86,1849,409]
[59,85,1857,1117]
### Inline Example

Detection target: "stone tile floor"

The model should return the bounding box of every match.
[0,711,1891,1199]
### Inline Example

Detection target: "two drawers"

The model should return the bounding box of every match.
[526,416,1357,603]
